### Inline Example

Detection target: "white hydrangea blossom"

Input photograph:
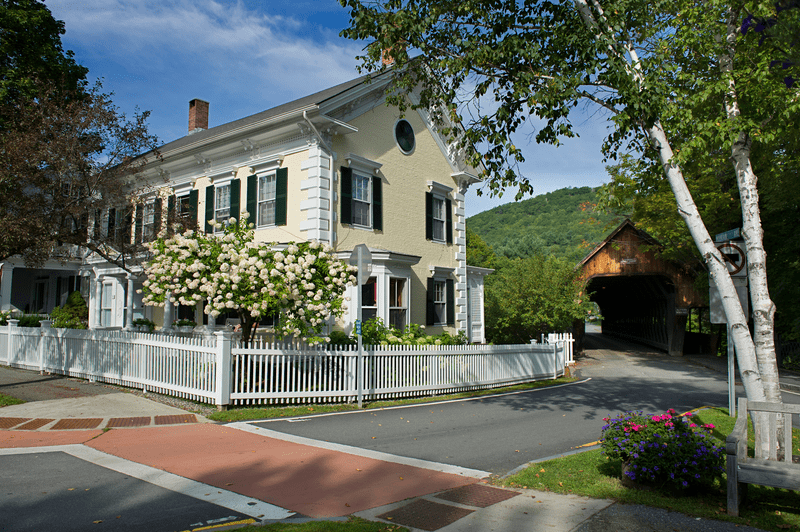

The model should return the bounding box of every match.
[141,218,356,343]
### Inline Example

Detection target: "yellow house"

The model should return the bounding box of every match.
[77,72,490,342]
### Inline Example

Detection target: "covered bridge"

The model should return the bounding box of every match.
[580,220,706,355]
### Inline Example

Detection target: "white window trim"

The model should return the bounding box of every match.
[427,180,453,196]
[256,171,278,228]
[388,276,409,330]
[351,171,372,229]
[141,199,157,243]
[346,153,382,176]
[431,196,446,243]
[214,183,232,232]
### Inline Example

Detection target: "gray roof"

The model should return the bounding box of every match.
[158,73,374,154]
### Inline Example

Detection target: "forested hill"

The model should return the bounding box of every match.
[467,186,620,263]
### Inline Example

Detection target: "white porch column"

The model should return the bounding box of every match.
[0,263,14,311]
[124,274,135,330]
[92,272,102,329]
[207,300,216,328]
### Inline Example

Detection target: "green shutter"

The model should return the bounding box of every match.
[135,204,143,243]
[107,208,116,238]
[426,278,435,326]
[205,185,214,233]
[230,178,241,222]
[275,167,288,226]
[446,278,455,326]
[445,198,453,244]
[123,210,133,246]
[340,167,352,225]
[154,197,163,236]
[372,176,382,231]
[167,195,176,235]
[189,189,199,230]
[247,175,257,225]
[425,192,433,240]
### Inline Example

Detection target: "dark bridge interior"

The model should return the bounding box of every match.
[587,274,678,352]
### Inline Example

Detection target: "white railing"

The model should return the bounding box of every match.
[0,321,572,407]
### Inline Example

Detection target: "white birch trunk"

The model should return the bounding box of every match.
[573,0,768,404]
[721,7,781,404]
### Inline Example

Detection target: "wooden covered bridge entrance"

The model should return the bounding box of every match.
[579,220,705,355]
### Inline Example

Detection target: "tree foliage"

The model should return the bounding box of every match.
[485,255,591,344]
[339,0,797,405]
[0,80,160,266]
[0,1,159,267]
[0,0,88,106]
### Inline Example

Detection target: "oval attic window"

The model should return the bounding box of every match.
[394,119,415,154]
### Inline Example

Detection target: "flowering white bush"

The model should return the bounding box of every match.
[141,214,357,343]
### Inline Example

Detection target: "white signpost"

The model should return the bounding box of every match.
[349,244,372,408]
[710,231,748,416]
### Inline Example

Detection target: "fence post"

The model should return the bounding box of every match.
[39,320,52,374]
[6,319,18,366]
[214,331,232,409]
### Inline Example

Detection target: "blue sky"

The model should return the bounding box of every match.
[46,0,611,218]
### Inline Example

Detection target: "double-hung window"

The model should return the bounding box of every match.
[433,280,446,325]
[352,173,371,227]
[340,161,382,231]
[205,179,240,234]
[431,197,446,242]
[362,276,377,323]
[142,201,156,242]
[426,185,453,244]
[246,168,287,227]
[214,184,231,229]
[427,276,455,326]
[389,278,407,330]
[257,173,277,226]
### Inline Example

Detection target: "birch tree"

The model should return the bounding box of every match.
[339,0,799,405]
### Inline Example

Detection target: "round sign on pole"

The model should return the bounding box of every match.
[717,241,746,276]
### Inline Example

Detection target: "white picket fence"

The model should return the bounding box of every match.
[0,321,573,407]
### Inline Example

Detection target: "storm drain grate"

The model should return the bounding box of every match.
[15,419,54,430]
[107,417,151,428]
[435,483,521,508]
[0,417,30,429]
[376,498,474,531]
[155,414,197,425]
[52,418,102,430]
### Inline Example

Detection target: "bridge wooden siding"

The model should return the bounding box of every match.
[580,220,704,355]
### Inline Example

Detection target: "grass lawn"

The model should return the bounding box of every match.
[501,407,800,532]
[206,376,577,422]
[0,392,24,407]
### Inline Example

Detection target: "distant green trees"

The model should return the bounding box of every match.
[467,187,618,263]
[484,255,592,344]
[467,222,590,344]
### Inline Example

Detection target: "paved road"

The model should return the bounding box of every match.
[250,333,745,475]
[2,450,253,532]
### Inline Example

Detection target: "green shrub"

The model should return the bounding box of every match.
[354,318,468,346]
[0,310,9,326]
[50,291,89,329]
[18,315,43,327]
[600,409,724,491]
[328,330,355,346]
[133,318,155,332]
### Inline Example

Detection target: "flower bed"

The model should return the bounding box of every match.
[600,409,724,491]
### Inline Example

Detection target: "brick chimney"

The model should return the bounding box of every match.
[188,99,209,134]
